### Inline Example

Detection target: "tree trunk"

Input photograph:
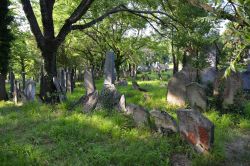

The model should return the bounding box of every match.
[42,50,60,103]
[0,73,8,101]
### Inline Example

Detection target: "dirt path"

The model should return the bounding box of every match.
[224,131,250,166]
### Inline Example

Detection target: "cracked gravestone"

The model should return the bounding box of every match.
[177,109,214,153]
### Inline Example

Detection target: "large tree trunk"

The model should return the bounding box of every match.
[42,50,60,103]
[0,73,8,101]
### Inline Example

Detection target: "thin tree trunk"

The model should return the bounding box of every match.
[0,73,8,101]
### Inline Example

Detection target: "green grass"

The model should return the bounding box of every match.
[0,72,250,165]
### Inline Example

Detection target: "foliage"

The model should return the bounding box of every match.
[0,0,14,75]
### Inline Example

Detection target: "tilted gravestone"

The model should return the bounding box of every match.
[117,94,126,112]
[83,90,99,113]
[24,79,36,101]
[150,110,178,134]
[84,69,96,95]
[177,109,214,153]
[104,51,115,85]
[186,82,207,111]
[126,104,150,126]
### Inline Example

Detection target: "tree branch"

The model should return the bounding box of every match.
[21,0,44,49]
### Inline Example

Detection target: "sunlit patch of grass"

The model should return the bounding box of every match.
[0,98,191,165]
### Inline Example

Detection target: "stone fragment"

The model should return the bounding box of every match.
[83,90,99,113]
[117,95,126,112]
[177,109,214,153]
[150,110,178,134]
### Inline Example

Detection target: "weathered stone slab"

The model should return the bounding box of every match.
[223,72,242,107]
[24,79,36,101]
[66,69,72,93]
[83,90,99,113]
[167,66,199,106]
[177,109,214,153]
[213,71,243,108]
[53,77,66,102]
[84,69,96,95]
[104,51,115,85]
[167,72,187,106]
[241,71,250,91]
[126,104,150,126]
[97,84,121,109]
[150,110,178,134]
[201,67,217,86]
[186,82,207,111]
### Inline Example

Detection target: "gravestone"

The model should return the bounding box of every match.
[242,71,250,91]
[66,69,72,93]
[186,82,207,111]
[126,104,150,126]
[117,94,126,112]
[167,72,187,106]
[53,77,66,102]
[24,79,36,101]
[104,51,115,85]
[167,66,199,106]
[60,69,66,92]
[10,71,15,98]
[84,68,96,95]
[200,67,217,86]
[241,53,250,91]
[222,72,242,107]
[83,90,99,113]
[98,51,121,109]
[177,109,214,153]
[39,65,46,100]
[98,84,121,109]
[150,110,178,134]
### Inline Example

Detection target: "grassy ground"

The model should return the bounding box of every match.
[0,71,250,165]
